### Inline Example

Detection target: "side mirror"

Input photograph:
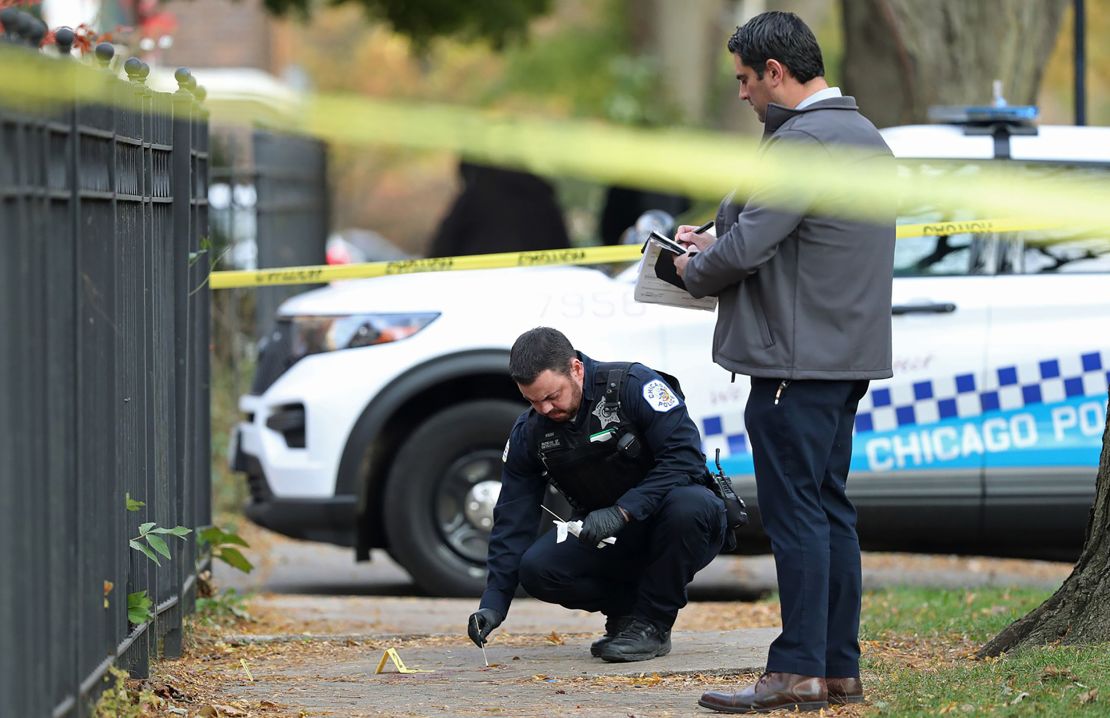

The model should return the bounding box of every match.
[622,209,675,245]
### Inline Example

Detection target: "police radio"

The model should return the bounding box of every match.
[711,449,749,530]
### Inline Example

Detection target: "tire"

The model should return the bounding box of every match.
[383,399,525,597]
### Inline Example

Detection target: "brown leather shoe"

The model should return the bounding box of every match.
[827,676,865,704]
[698,672,828,713]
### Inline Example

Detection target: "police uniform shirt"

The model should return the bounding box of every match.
[479,352,707,617]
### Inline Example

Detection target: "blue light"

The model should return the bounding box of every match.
[927,105,1039,124]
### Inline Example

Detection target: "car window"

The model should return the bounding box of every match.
[893,233,984,277]
[996,230,1110,275]
[995,163,1110,274]
[895,159,1109,277]
[894,161,993,278]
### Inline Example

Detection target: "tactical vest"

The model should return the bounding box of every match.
[533,362,680,513]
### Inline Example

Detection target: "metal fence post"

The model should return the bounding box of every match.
[0,21,52,714]
[164,67,197,660]
[185,80,213,620]
[53,27,82,716]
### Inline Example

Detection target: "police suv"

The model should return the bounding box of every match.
[231,108,1110,596]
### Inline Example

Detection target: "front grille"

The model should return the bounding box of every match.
[251,319,296,394]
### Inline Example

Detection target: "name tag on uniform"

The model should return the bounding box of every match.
[589,428,616,443]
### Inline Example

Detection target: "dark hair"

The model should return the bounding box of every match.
[509,327,576,384]
[727,11,824,83]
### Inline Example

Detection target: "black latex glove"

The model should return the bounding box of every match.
[467,607,504,646]
[579,506,628,546]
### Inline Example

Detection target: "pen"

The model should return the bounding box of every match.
[675,221,714,252]
[677,221,714,250]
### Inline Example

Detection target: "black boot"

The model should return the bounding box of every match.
[597,618,671,663]
[590,615,632,657]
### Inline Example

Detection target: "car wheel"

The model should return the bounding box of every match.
[383,399,524,597]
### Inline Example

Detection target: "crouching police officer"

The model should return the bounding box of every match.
[466,327,729,662]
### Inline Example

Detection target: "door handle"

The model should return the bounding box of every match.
[892,302,957,315]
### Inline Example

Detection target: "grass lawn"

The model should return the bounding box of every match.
[858,587,1109,716]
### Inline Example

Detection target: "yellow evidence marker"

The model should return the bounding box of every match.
[375,647,434,674]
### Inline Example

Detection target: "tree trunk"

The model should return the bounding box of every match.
[841,0,1068,127]
[980,392,1110,656]
[627,0,726,124]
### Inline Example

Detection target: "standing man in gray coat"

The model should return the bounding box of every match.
[674,11,895,714]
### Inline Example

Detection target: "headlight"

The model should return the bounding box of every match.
[289,313,439,358]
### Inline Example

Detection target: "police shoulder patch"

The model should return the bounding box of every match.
[642,379,680,412]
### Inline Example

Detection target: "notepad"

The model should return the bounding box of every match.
[646,230,688,256]
[633,238,717,312]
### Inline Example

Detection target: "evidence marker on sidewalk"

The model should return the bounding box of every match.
[375,647,434,675]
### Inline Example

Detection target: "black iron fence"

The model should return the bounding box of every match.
[253,128,329,334]
[0,30,211,717]
[209,125,329,348]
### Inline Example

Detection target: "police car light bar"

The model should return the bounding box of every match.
[927,104,1039,125]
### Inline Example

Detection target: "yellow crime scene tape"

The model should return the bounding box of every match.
[209,218,1064,289]
[211,245,642,289]
[3,45,1107,291]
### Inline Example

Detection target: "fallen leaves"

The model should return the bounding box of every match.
[674,601,781,631]
[859,636,980,672]
[1078,687,1099,704]
[546,630,565,645]
[197,704,247,717]
[588,673,665,688]
[1041,664,1079,682]
[630,673,662,687]
[153,681,188,702]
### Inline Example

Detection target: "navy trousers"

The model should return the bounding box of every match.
[745,377,869,678]
[517,484,726,631]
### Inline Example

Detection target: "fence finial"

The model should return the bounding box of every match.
[175,67,197,92]
[2,9,38,47]
[27,18,46,48]
[125,56,144,83]
[54,26,74,56]
[94,42,115,69]
[1,8,20,42]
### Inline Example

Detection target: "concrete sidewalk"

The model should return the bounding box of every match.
[190,528,1069,716]
[198,593,779,716]
[214,622,777,718]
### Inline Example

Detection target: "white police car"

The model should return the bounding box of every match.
[231,110,1110,595]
